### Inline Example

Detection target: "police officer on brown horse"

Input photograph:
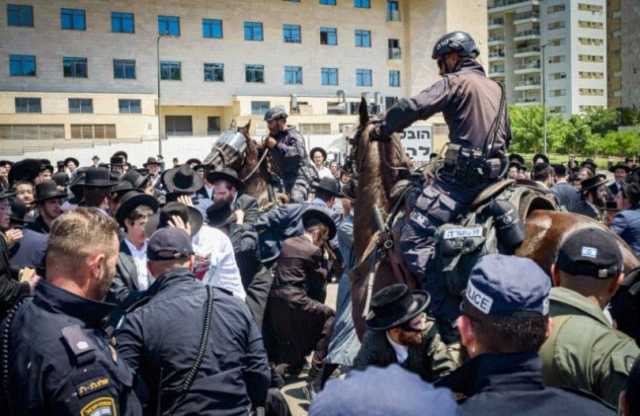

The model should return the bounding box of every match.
[370,31,516,341]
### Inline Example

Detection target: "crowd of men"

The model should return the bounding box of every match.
[0,30,640,416]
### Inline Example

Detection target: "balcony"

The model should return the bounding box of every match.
[488,36,505,45]
[514,11,540,24]
[489,0,538,13]
[489,51,506,61]
[515,96,542,106]
[489,18,505,28]
[489,67,506,77]
[514,29,541,41]
[388,47,402,60]
[514,61,541,74]
[514,79,542,90]
[514,46,541,57]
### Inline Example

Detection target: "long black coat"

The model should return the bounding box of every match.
[0,233,29,320]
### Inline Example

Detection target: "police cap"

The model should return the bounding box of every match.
[264,106,288,122]
[147,228,194,261]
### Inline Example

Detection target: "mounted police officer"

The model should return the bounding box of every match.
[1,208,142,416]
[263,106,316,203]
[369,31,513,339]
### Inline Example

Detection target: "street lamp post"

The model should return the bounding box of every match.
[541,43,548,156]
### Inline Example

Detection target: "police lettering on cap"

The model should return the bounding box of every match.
[147,228,194,261]
[555,227,623,279]
[462,254,551,317]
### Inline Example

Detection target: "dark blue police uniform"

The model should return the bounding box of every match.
[610,208,640,256]
[1,280,142,416]
[269,127,315,203]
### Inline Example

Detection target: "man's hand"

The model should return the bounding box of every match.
[177,194,194,207]
[19,268,40,293]
[168,215,192,236]
[265,137,278,149]
[4,228,23,248]
[234,209,245,225]
[368,125,389,142]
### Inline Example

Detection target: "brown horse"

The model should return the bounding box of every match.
[202,121,274,208]
[350,101,640,340]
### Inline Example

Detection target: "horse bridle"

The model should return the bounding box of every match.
[347,122,411,176]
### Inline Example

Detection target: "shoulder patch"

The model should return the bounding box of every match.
[77,377,111,398]
[61,325,95,357]
[80,396,116,416]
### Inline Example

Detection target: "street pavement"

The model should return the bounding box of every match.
[282,282,338,416]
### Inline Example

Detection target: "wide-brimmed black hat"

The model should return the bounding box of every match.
[532,153,549,165]
[313,177,344,198]
[206,201,236,228]
[143,157,160,167]
[110,155,126,166]
[9,198,32,225]
[609,162,631,174]
[144,202,203,237]
[581,174,607,192]
[302,207,337,240]
[8,159,42,185]
[366,284,430,331]
[581,159,598,172]
[64,157,79,167]
[121,169,149,190]
[162,165,204,194]
[52,172,69,188]
[35,180,67,203]
[206,168,244,191]
[76,167,118,188]
[508,153,525,166]
[0,160,13,168]
[186,158,202,166]
[115,191,159,227]
[310,147,328,161]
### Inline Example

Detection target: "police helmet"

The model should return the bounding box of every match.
[264,106,288,122]
[432,31,480,60]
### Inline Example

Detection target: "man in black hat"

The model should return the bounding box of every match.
[310,147,333,180]
[540,228,639,407]
[77,167,118,213]
[27,180,66,235]
[206,167,259,226]
[116,227,270,415]
[108,191,159,305]
[64,157,79,176]
[263,106,316,203]
[611,181,640,256]
[264,207,336,395]
[609,162,630,197]
[110,155,126,176]
[354,283,458,382]
[532,162,555,189]
[143,157,161,189]
[533,153,550,166]
[0,160,12,192]
[575,174,608,220]
[161,164,212,216]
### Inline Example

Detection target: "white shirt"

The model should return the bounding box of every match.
[124,239,151,291]
[386,332,409,364]
[204,184,214,199]
[315,165,334,180]
[191,224,246,300]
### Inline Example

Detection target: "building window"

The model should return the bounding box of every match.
[158,15,180,36]
[61,8,86,30]
[355,30,371,47]
[119,99,141,113]
[113,59,136,79]
[578,54,604,63]
[548,55,565,64]
[550,89,566,97]
[578,71,604,79]
[387,0,401,21]
[111,12,134,33]
[578,37,604,46]
[244,21,263,41]
[578,20,604,29]
[63,57,88,78]
[356,69,372,86]
[579,88,604,96]
[204,63,224,82]
[389,70,400,87]
[321,67,339,85]
[71,124,116,139]
[251,101,270,115]
[9,55,36,76]
[549,38,565,46]
[283,24,301,43]
[7,4,33,27]
[68,98,93,113]
[203,18,223,38]
[160,61,181,80]
[246,65,265,83]
[284,66,303,85]
[547,4,565,14]
[354,0,371,8]
[320,0,337,5]
[320,27,337,45]
[547,21,565,30]
[550,72,567,80]
[15,97,41,113]
[578,4,603,13]
[388,38,401,59]
[208,117,221,134]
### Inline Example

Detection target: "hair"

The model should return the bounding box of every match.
[12,180,33,191]
[83,187,111,207]
[46,208,119,273]
[532,164,554,182]
[556,269,617,298]
[554,164,567,177]
[125,205,154,229]
[315,189,334,202]
[467,307,548,353]
[305,218,331,244]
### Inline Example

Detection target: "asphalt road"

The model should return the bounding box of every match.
[282,282,338,416]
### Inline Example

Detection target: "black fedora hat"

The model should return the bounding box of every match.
[313,177,344,198]
[162,165,204,194]
[144,202,203,237]
[35,180,67,203]
[143,157,160,167]
[310,147,328,161]
[302,207,337,240]
[508,153,525,166]
[532,153,549,165]
[76,167,118,188]
[580,159,598,172]
[186,158,202,166]
[366,284,430,331]
[115,191,159,227]
[64,157,80,167]
[206,168,244,191]
[609,162,631,174]
[581,174,607,192]
[9,197,32,225]
[8,158,42,185]
[206,201,236,228]
[122,169,149,190]
[110,155,126,166]
[110,180,134,198]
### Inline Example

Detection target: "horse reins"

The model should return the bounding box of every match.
[240,147,270,183]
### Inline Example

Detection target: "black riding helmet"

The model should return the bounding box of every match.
[432,31,480,60]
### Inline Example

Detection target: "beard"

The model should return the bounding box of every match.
[396,329,423,347]
[95,258,117,301]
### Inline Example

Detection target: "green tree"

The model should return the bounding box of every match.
[508,105,544,153]
[583,107,620,135]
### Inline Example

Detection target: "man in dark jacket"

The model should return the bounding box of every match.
[550,164,580,212]
[263,107,316,203]
[436,254,615,416]
[574,175,608,220]
[117,228,270,415]
[354,284,459,381]
[207,167,259,226]
[369,31,513,336]
[26,180,66,235]
[611,181,640,256]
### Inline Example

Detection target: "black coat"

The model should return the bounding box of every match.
[232,193,260,226]
[116,268,270,416]
[2,280,142,415]
[107,240,144,306]
[0,233,29,320]
[437,352,615,416]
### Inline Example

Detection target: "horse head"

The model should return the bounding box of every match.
[203,120,254,173]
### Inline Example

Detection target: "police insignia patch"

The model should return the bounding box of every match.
[76,377,110,397]
[80,396,116,416]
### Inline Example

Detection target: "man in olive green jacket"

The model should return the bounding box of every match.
[540,228,640,407]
